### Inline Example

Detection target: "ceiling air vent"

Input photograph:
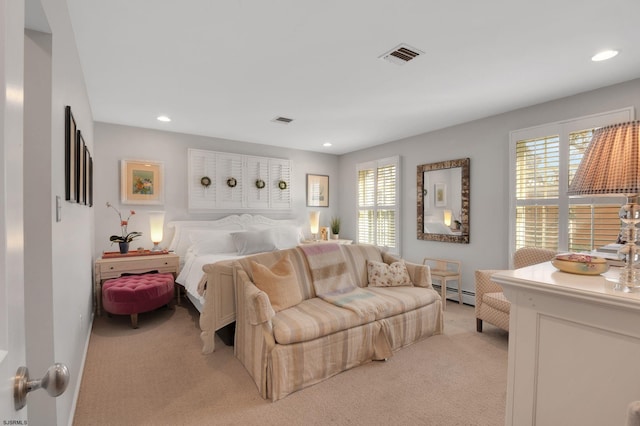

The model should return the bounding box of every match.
[379,44,424,66]
[272,116,294,124]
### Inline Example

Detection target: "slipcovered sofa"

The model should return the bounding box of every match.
[231,243,443,401]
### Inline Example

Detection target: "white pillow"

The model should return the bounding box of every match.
[188,229,238,254]
[231,229,278,255]
[271,226,303,249]
[170,223,243,256]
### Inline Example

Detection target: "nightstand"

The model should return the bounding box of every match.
[94,252,180,315]
[302,239,353,245]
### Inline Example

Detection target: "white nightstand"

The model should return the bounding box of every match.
[94,252,180,315]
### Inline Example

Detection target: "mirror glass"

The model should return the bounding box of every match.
[417,158,470,243]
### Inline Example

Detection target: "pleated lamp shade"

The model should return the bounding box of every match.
[568,121,640,196]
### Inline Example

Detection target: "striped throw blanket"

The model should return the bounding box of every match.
[300,244,377,317]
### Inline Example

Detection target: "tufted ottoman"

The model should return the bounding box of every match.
[102,272,175,328]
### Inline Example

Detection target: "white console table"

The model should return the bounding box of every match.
[492,262,640,426]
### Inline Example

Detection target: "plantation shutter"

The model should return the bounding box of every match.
[511,108,632,256]
[567,130,621,252]
[515,135,560,250]
[357,156,400,254]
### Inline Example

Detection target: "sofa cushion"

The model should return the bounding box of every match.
[272,297,371,344]
[272,287,440,345]
[367,260,412,287]
[366,287,440,319]
[251,253,302,312]
[482,291,510,313]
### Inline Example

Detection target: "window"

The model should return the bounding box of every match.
[509,108,634,258]
[356,156,400,254]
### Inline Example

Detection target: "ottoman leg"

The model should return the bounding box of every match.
[130,313,138,329]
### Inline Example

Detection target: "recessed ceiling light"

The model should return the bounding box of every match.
[591,50,619,62]
[157,115,171,122]
[323,142,332,147]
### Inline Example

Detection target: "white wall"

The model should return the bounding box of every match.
[338,78,640,303]
[93,123,340,256]
[23,1,95,424]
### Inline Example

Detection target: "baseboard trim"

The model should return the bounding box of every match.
[67,312,94,426]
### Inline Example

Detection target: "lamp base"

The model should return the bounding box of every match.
[615,196,640,292]
[151,242,162,252]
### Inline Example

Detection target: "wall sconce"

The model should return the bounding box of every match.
[148,211,165,251]
[443,209,452,227]
[309,211,320,241]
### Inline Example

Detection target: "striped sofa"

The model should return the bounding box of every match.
[232,244,443,401]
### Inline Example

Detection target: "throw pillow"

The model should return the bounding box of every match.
[367,260,413,287]
[250,253,303,312]
[231,229,277,255]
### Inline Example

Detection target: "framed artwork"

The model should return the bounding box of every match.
[84,147,91,206]
[435,183,446,207]
[306,174,329,207]
[320,226,330,241]
[88,154,93,207]
[77,130,86,204]
[121,159,164,205]
[65,106,77,202]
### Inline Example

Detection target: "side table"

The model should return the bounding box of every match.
[94,252,180,315]
[301,239,353,245]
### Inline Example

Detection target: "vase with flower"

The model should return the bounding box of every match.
[106,202,142,254]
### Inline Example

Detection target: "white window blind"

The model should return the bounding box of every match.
[509,108,634,258]
[357,156,400,254]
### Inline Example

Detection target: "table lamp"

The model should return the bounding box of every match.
[148,211,165,251]
[309,211,320,241]
[443,209,452,227]
[567,120,640,291]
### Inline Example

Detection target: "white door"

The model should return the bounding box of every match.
[0,0,27,422]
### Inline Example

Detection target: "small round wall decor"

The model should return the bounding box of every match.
[278,180,288,190]
[200,176,212,188]
[226,177,237,188]
[255,179,266,189]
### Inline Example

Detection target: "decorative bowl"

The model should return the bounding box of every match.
[551,253,609,275]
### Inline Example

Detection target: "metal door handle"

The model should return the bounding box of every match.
[14,363,69,410]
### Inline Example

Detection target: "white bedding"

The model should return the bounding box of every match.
[176,251,243,307]
[169,214,304,312]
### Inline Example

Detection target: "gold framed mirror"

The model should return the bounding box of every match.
[417,158,470,243]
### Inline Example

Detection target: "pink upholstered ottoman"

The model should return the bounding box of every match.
[102,273,175,328]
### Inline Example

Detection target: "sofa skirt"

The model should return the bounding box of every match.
[268,320,389,401]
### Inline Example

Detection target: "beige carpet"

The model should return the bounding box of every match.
[73,300,508,426]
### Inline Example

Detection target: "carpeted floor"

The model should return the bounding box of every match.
[73,300,508,426]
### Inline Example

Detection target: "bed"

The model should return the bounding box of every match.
[168,214,303,352]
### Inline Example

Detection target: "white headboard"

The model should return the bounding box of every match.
[167,214,300,258]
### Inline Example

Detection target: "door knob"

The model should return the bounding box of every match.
[14,363,70,410]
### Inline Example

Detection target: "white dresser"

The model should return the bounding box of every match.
[492,262,640,426]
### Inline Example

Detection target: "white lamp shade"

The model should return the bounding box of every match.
[149,211,165,243]
[309,211,320,235]
[443,209,452,227]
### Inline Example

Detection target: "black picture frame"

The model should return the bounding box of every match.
[65,106,77,202]
[77,130,86,204]
[83,145,90,206]
[88,154,93,207]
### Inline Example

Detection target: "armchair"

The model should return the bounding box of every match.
[475,247,556,332]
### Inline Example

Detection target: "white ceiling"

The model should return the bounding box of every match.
[67,0,640,155]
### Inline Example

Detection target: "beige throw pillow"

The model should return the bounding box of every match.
[250,253,302,312]
[367,260,413,287]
